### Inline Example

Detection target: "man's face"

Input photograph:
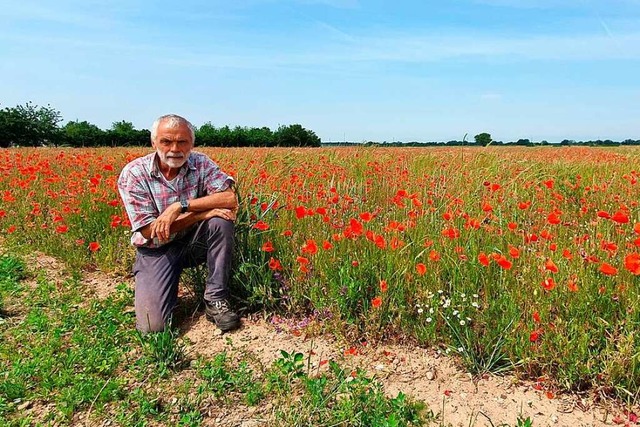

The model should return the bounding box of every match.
[152,120,194,170]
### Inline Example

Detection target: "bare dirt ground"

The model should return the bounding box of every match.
[28,254,640,427]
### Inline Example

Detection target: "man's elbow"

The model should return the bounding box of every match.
[222,187,239,209]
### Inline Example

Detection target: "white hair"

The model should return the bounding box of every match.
[150,114,195,143]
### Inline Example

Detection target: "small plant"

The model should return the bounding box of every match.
[444,314,515,377]
[137,324,187,377]
[0,255,26,282]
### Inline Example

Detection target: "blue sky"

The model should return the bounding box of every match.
[1,0,639,142]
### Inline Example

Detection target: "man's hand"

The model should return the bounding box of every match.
[204,208,237,222]
[150,202,182,242]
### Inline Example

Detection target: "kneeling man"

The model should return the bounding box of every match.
[118,114,240,333]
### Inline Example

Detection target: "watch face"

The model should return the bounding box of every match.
[181,200,188,212]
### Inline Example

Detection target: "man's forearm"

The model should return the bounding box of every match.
[139,211,207,240]
[187,189,238,212]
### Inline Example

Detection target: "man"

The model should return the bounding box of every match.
[117,114,240,333]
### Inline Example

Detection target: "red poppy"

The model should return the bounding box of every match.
[597,211,611,219]
[379,280,388,292]
[372,296,382,308]
[253,220,269,231]
[359,212,373,222]
[429,250,441,262]
[349,218,363,236]
[301,239,318,255]
[478,252,490,267]
[55,225,68,234]
[295,206,307,219]
[6,225,16,234]
[547,212,560,225]
[599,262,618,276]
[624,253,640,275]
[261,241,274,252]
[416,263,427,276]
[508,245,520,258]
[322,240,333,250]
[544,259,559,273]
[611,211,629,224]
[494,255,512,270]
[567,278,579,292]
[532,311,540,323]
[529,330,541,343]
[268,257,283,271]
[88,242,101,252]
[541,277,555,291]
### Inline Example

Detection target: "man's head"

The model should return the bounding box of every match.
[151,114,196,170]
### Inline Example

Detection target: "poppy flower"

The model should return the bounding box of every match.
[416,263,427,276]
[88,242,101,252]
[611,211,629,224]
[253,220,269,231]
[478,252,490,267]
[530,330,541,342]
[55,225,68,234]
[359,212,373,222]
[301,239,318,255]
[494,255,512,270]
[544,259,559,273]
[261,241,274,252]
[599,262,618,276]
[508,245,520,258]
[379,280,388,292]
[547,213,561,225]
[372,296,382,308]
[541,277,556,291]
[268,257,283,271]
[624,253,640,275]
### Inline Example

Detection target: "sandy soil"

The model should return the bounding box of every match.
[24,254,640,427]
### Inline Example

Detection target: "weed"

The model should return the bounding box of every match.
[444,314,515,377]
[137,324,187,377]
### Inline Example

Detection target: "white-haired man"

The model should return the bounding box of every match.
[118,114,240,333]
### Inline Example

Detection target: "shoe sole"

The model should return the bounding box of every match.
[205,313,241,332]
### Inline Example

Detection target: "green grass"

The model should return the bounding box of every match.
[0,253,440,426]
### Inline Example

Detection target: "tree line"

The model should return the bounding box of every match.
[0,102,321,148]
[331,131,640,146]
[2,102,637,148]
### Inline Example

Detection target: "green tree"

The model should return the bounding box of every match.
[474,132,492,146]
[62,120,105,147]
[274,124,321,147]
[108,121,150,146]
[0,102,62,147]
[195,122,218,147]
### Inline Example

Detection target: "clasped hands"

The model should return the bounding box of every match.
[149,202,237,242]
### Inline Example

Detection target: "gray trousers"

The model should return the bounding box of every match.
[133,217,234,333]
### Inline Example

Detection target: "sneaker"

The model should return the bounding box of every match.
[205,299,240,332]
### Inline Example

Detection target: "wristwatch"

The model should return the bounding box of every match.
[180,200,189,213]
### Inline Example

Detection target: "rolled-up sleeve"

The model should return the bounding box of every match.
[117,167,158,233]
[202,157,235,194]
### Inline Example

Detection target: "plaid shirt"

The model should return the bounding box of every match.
[117,151,234,248]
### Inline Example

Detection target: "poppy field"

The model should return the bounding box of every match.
[1,146,639,403]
